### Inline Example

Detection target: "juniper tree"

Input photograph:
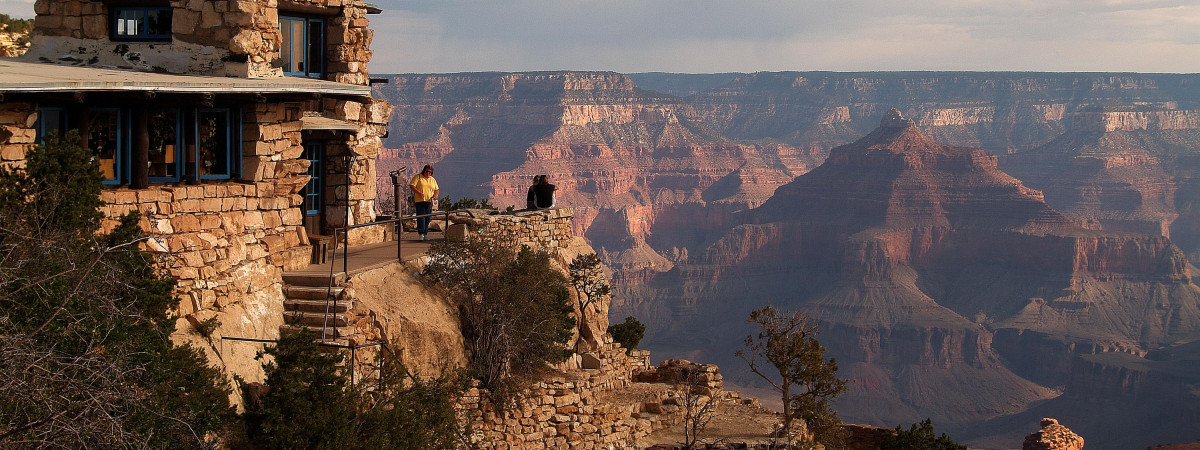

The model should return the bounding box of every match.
[736,306,848,448]
[0,132,234,447]
[423,237,574,407]
[568,253,611,351]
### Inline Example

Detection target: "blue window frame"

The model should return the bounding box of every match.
[188,108,237,180]
[112,7,172,41]
[35,107,69,142]
[301,141,324,215]
[279,16,324,77]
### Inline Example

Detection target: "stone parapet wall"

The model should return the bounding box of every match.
[452,208,575,250]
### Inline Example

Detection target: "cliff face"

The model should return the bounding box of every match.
[999,108,1200,264]
[374,72,1200,447]
[378,71,1200,283]
[621,112,1200,445]
[374,72,813,274]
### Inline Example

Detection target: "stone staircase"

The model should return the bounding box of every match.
[279,271,355,342]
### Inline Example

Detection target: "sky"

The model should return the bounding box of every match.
[3,0,1198,74]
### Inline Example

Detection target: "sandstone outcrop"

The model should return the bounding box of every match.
[1023,418,1084,450]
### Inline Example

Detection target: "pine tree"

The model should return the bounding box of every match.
[0,132,234,447]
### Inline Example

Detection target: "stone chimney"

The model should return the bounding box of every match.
[1022,418,1084,450]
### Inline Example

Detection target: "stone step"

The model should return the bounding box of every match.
[284,299,351,313]
[279,324,355,339]
[283,310,349,327]
[284,285,345,300]
[282,271,347,287]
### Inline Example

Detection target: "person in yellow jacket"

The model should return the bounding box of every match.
[409,164,439,240]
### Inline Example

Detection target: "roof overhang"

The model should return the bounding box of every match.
[0,59,372,98]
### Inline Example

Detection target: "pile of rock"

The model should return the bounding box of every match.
[1023,418,1084,450]
[635,359,724,396]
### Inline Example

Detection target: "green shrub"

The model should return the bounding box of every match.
[424,238,574,407]
[438,196,497,211]
[243,331,464,449]
[608,316,646,353]
[879,419,967,450]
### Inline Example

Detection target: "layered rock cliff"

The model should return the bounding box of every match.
[999,107,1200,265]
[621,111,1200,448]
[373,72,813,275]
[377,71,1200,285]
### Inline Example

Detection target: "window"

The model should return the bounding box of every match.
[301,142,324,215]
[185,108,237,180]
[29,106,239,185]
[112,7,172,40]
[148,109,180,182]
[279,16,324,77]
[35,107,69,142]
[88,108,122,184]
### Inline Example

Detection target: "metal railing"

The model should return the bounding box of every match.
[318,208,477,341]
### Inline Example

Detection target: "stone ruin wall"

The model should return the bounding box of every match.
[27,0,375,83]
[461,343,681,448]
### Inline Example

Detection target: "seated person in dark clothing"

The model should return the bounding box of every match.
[531,174,556,210]
[526,175,543,210]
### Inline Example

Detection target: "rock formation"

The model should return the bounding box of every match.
[377,71,1200,288]
[1023,418,1084,450]
[373,72,1200,448]
[622,111,1200,447]
[1000,106,1200,264]
[373,72,813,277]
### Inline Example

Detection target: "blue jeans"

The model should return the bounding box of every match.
[415,201,432,235]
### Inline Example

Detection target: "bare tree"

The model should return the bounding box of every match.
[735,306,848,448]
[675,367,721,448]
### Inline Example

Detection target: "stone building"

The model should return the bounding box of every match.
[0,0,392,394]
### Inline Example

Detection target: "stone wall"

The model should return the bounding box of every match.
[88,101,316,396]
[0,102,35,170]
[454,208,576,250]
[460,343,691,448]
[27,0,376,82]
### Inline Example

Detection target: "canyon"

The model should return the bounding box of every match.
[373,71,1200,448]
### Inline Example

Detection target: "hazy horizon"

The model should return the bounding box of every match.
[3,0,1198,74]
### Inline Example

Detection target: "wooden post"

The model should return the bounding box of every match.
[131,106,149,189]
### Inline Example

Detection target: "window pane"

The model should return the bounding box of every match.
[149,110,178,179]
[115,7,170,39]
[302,142,323,214]
[36,108,67,141]
[291,20,306,73]
[146,9,171,36]
[89,110,120,181]
[307,19,323,76]
[197,111,229,177]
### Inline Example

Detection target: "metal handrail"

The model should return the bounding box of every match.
[319,208,478,341]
